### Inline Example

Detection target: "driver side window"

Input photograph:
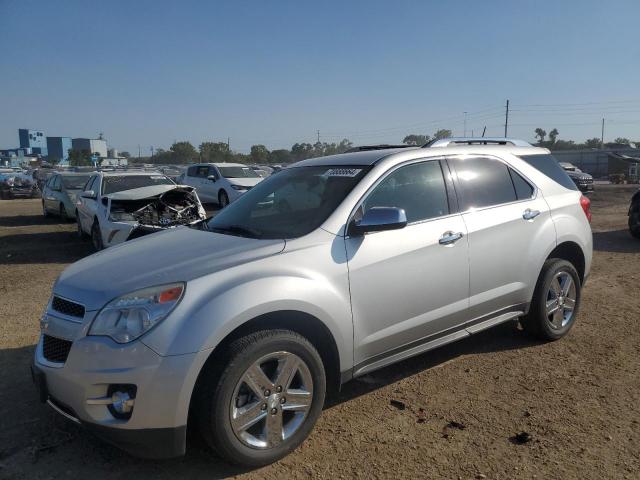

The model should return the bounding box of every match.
[363,161,450,223]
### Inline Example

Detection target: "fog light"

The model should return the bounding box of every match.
[87,384,137,420]
[111,391,135,414]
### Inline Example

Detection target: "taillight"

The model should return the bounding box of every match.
[580,195,592,223]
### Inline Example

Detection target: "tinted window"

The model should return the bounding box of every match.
[51,176,60,189]
[85,176,97,192]
[61,175,91,190]
[218,166,260,178]
[452,156,517,210]
[517,154,577,191]
[187,166,196,176]
[195,166,209,177]
[509,168,534,200]
[363,161,449,223]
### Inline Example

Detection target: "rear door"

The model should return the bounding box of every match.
[346,159,470,369]
[448,155,555,321]
[77,175,98,231]
[43,176,58,210]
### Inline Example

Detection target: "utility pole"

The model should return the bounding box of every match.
[463,112,468,137]
[504,99,510,137]
[317,130,320,143]
[227,137,230,151]
[138,144,141,159]
[150,146,154,157]
[601,118,605,148]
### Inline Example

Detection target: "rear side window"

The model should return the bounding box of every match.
[196,166,209,177]
[509,168,534,200]
[451,156,517,210]
[517,154,577,191]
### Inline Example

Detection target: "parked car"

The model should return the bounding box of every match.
[158,166,184,183]
[560,162,594,193]
[0,172,39,199]
[179,163,263,207]
[41,172,93,220]
[629,189,640,239]
[75,171,206,250]
[32,138,592,466]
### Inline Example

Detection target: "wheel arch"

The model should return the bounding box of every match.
[546,241,586,283]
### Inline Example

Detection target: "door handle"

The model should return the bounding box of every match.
[522,209,541,221]
[439,231,464,245]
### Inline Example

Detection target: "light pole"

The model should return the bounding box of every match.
[463,112,468,137]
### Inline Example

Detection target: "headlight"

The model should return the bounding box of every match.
[231,184,249,191]
[89,283,184,343]
[109,210,136,222]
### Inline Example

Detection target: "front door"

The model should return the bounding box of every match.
[346,159,470,369]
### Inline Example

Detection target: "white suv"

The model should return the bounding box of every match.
[34,139,592,466]
[179,163,264,207]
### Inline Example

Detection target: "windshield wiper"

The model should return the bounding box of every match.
[209,224,263,238]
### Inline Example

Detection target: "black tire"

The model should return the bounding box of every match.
[629,201,640,239]
[42,201,49,217]
[522,259,581,341]
[218,190,229,208]
[60,204,69,222]
[195,329,326,467]
[91,219,104,251]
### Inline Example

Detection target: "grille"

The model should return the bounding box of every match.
[51,296,85,318]
[42,335,73,363]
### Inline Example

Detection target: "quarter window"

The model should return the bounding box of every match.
[363,161,449,223]
[451,156,518,210]
[509,168,534,200]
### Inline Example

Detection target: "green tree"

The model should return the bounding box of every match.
[268,149,291,164]
[433,129,452,140]
[402,134,430,145]
[250,144,270,163]
[549,128,559,144]
[68,149,93,166]
[199,142,230,163]
[170,141,197,164]
[534,128,547,144]
[613,137,630,145]
[120,151,131,159]
[291,143,314,161]
[584,138,601,149]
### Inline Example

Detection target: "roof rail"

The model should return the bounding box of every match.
[424,137,533,148]
[346,144,416,153]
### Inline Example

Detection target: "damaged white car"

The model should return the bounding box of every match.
[75,171,207,250]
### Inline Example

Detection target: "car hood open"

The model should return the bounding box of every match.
[54,226,285,311]
[104,184,194,200]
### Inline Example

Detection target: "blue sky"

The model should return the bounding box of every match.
[1,0,639,154]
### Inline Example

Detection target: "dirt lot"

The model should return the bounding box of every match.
[1,186,639,479]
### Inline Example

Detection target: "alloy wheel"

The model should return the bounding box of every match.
[545,271,577,329]
[230,351,313,449]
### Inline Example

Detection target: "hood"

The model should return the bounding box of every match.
[228,177,262,188]
[105,184,193,201]
[54,227,285,311]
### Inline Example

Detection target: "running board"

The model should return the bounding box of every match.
[464,311,522,334]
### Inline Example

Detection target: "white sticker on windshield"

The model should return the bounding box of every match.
[324,168,362,177]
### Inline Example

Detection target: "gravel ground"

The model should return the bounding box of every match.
[1,186,639,480]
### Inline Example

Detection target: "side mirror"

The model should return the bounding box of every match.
[81,190,96,199]
[207,175,217,182]
[348,207,408,236]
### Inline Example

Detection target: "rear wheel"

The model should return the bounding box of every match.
[91,219,104,251]
[195,330,326,467]
[218,190,229,208]
[629,201,640,239]
[522,259,581,341]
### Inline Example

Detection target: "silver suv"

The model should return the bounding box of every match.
[32,139,592,466]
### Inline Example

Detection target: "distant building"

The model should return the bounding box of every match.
[72,138,108,158]
[46,136,72,164]
[18,128,48,155]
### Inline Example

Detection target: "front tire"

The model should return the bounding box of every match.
[195,330,326,467]
[629,201,640,239]
[91,219,104,251]
[218,190,229,208]
[60,204,69,222]
[42,201,49,217]
[522,259,581,341]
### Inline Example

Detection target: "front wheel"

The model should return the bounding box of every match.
[218,190,230,208]
[629,202,640,239]
[522,259,581,341]
[91,219,104,251]
[195,330,326,467]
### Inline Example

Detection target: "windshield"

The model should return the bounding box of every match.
[206,166,369,239]
[101,175,174,195]
[61,175,91,189]
[218,166,260,178]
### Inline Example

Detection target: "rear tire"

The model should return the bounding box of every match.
[194,329,326,467]
[522,259,581,341]
[629,201,640,239]
[218,190,229,208]
[91,219,104,251]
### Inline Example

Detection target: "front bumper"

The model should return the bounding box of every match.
[32,332,199,458]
